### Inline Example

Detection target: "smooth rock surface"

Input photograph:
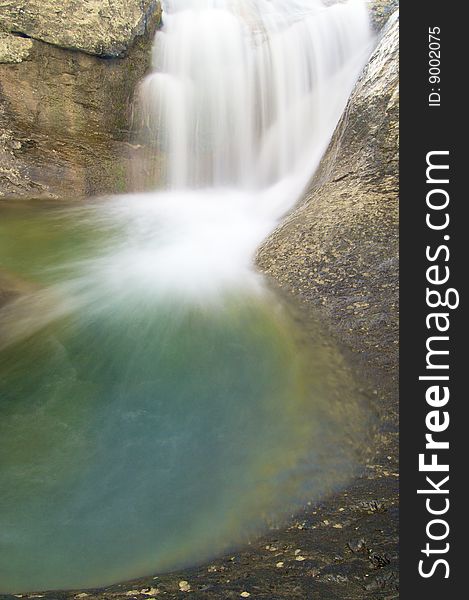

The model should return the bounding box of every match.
[0,0,161,57]
[257,11,399,381]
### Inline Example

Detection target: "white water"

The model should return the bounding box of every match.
[123,0,374,296]
[0,3,376,590]
[2,1,375,342]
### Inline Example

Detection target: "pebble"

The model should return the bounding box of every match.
[276,561,284,568]
[179,581,191,592]
[348,538,366,553]
[240,593,251,598]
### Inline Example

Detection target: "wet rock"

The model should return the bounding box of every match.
[364,570,398,591]
[0,268,36,309]
[257,11,399,385]
[0,117,36,197]
[0,1,162,57]
[367,0,399,31]
[361,500,387,513]
[0,7,161,199]
[347,538,367,554]
[368,551,391,569]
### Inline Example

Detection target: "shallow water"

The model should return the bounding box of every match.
[0,201,367,592]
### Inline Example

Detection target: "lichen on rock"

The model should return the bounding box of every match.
[0,32,34,63]
[367,0,399,30]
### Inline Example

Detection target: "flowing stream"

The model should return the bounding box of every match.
[0,0,374,592]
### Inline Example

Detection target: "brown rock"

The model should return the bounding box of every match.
[0,1,162,57]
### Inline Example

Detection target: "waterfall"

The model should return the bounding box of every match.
[0,1,375,592]
[119,0,374,298]
[138,0,372,192]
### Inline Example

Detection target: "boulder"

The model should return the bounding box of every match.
[0,3,162,198]
[0,0,161,57]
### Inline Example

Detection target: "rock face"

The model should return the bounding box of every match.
[0,32,33,63]
[367,0,399,30]
[0,2,162,199]
[257,11,399,380]
[0,0,161,57]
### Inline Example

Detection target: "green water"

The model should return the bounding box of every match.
[0,201,367,592]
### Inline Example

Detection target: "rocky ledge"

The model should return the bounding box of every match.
[0,1,161,57]
[0,2,162,200]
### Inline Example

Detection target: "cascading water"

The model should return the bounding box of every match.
[0,0,374,593]
[139,0,371,191]
[126,0,373,295]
